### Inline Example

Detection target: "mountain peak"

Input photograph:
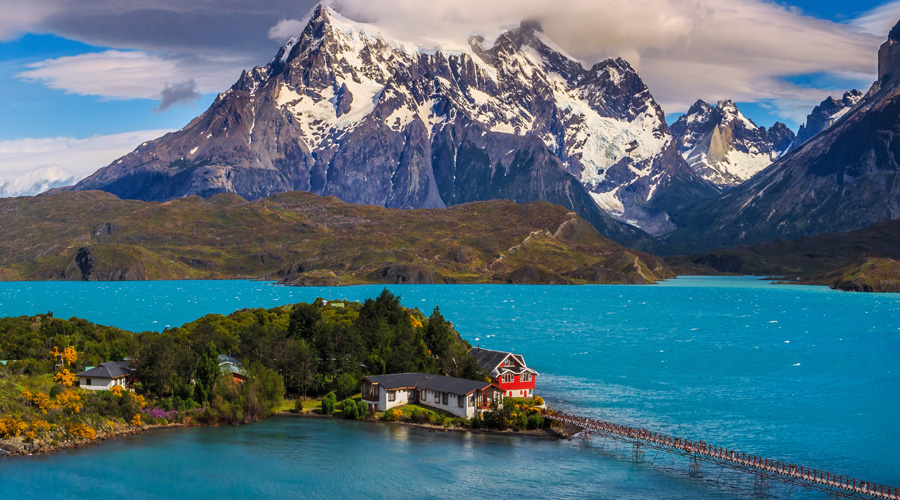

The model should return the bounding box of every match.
[670,97,789,187]
[890,19,900,41]
[879,19,900,80]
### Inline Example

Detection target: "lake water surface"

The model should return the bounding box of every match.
[0,277,898,499]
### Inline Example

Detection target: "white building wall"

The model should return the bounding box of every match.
[79,377,123,391]
[416,390,474,419]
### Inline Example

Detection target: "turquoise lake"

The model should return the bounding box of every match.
[0,277,898,499]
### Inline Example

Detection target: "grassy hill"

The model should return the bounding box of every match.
[0,190,673,285]
[668,219,900,292]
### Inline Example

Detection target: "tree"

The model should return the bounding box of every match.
[288,303,321,341]
[194,342,219,405]
[332,372,358,400]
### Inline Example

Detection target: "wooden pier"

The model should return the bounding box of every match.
[548,412,899,499]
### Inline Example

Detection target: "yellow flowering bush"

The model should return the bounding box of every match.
[0,418,27,438]
[66,422,96,440]
[109,385,124,397]
[31,392,57,414]
[131,414,142,427]
[54,368,76,387]
[57,390,83,415]
[62,346,78,366]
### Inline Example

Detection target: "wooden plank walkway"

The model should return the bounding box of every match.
[548,412,899,499]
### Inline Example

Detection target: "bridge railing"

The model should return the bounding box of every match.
[548,412,899,499]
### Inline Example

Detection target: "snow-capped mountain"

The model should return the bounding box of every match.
[669,100,794,187]
[664,21,900,252]
[789,90,863,151]
[72,5,716,241]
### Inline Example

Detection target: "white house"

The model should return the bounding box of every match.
[360,373,502,419]
[77,361,133,391]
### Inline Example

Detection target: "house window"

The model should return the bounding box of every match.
[502,373,514,383]
[85,378,91,386]
[504,357,513,366]
[522,373,532,382]
[458,395,464,408]
[468,395,475,407]
[388,391,396,402]
[442,393,448,405]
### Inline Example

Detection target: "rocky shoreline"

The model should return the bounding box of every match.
[0,422,187,458]
[0,413,581,459]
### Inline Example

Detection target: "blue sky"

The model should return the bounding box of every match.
[0,0,897,195]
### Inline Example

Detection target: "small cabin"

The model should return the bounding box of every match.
[77,361,133,391]
[361,373,502,419]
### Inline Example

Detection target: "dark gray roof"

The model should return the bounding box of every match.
[77,361,133,379]
[363,373,494,396]
[218,354,241,366]
[469,347,514,371]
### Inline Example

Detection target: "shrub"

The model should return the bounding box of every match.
[294,400,304,413]
[533,396,544,406]
[321,392,337,415]
[341,398,358,419]
[470,413,483,429]
[356,400,368,419]
[527,414,544,430]
[383,408,402,421]
[48,384,64,399]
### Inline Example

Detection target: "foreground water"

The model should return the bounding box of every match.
[1,277,898,499]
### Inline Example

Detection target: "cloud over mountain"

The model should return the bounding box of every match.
[5,0,896,125]
[0,130,171,197]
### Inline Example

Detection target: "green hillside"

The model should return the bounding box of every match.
[0,190,672,285]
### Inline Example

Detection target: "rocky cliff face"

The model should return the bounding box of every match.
[669,100,794,187]
[790,90,863,151]
[663,21,900,253]
[71,4,716,243]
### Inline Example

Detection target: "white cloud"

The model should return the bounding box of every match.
[0,129,171,197]
[850,1,900,37]
[268,19,308,41]
[17,50,244,101]
[0,2,57,40]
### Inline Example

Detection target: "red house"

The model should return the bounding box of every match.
[469,347,538,399]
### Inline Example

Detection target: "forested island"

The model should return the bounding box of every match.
[0,290,551,456]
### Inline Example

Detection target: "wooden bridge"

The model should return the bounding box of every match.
[547,412,899,499]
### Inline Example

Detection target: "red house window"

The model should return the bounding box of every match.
[502,373,514,383]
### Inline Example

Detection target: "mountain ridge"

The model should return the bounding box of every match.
[662,21,900,253]
[69,4,717,244]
